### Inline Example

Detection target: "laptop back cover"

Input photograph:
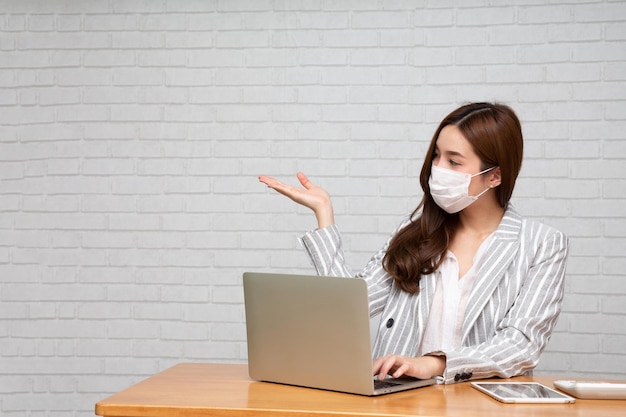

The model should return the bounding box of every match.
[243,272,376,395]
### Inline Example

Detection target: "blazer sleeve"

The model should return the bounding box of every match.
[439,224,569,384]
[299,224,354,278]
[299,220,410,317]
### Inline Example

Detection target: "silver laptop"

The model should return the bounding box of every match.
[243,271,437,396]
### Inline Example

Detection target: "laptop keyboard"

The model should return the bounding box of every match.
[374,379,402,389]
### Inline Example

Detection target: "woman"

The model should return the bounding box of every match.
[258,102,568,384]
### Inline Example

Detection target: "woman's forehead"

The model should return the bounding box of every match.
[436,125,478,159]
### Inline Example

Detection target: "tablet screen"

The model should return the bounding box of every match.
[471,382,576,403]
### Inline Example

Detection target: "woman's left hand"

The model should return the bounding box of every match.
[373,354,446,380]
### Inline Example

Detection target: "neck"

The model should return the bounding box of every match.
[457,201,505,236]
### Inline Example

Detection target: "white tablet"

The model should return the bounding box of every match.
[471,382,576,404]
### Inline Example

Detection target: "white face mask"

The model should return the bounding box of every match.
[428,165,496,213]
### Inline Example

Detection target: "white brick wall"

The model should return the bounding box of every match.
[0,1,625,415]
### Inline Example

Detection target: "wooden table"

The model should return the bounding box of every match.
[95,363,625,417]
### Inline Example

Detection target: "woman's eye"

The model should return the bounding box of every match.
[449,160,460,166]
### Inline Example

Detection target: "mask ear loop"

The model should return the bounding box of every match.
[472,185,493,199]
[471,165,497,178]
[470,166,498,198]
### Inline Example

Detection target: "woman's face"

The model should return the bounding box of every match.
[432,125,495,197]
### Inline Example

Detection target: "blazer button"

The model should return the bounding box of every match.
[386,318,394,328]
[454,373,461,382]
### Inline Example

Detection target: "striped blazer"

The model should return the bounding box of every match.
[300,205,569,384]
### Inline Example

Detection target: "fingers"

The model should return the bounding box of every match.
[386,361,410,379]
[373,355,416,380]
[296,172,314,190]
[373,355,401,380]
[373,355,446,380]
[259,173,309,189]
[258,175,293,195]
[259,173,315,199]
[261,172,315,190]
[258,173,334,228]
[258,174,280,188]
[258,173,310,206]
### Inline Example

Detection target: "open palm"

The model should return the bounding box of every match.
[258,172,334,228]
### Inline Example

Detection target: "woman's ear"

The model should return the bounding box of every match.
[490,166,502,188]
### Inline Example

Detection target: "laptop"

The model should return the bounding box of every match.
[243,271,438,396]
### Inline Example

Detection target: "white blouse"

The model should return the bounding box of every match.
[417,234,495,356]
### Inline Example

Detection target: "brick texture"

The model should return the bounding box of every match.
[1,1,625,416]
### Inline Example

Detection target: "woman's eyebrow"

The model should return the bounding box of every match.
[434,144,466,160]
[442,149,466,159]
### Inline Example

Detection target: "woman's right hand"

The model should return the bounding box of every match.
[258,172,335,229]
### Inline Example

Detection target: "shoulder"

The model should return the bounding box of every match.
[505,205,569,251]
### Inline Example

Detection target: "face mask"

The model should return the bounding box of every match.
[428,165,496,213]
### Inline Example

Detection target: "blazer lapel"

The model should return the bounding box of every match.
[415,271,438,348]
[461,207,522,342]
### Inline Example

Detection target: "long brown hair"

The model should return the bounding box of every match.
[382,102,524,293]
